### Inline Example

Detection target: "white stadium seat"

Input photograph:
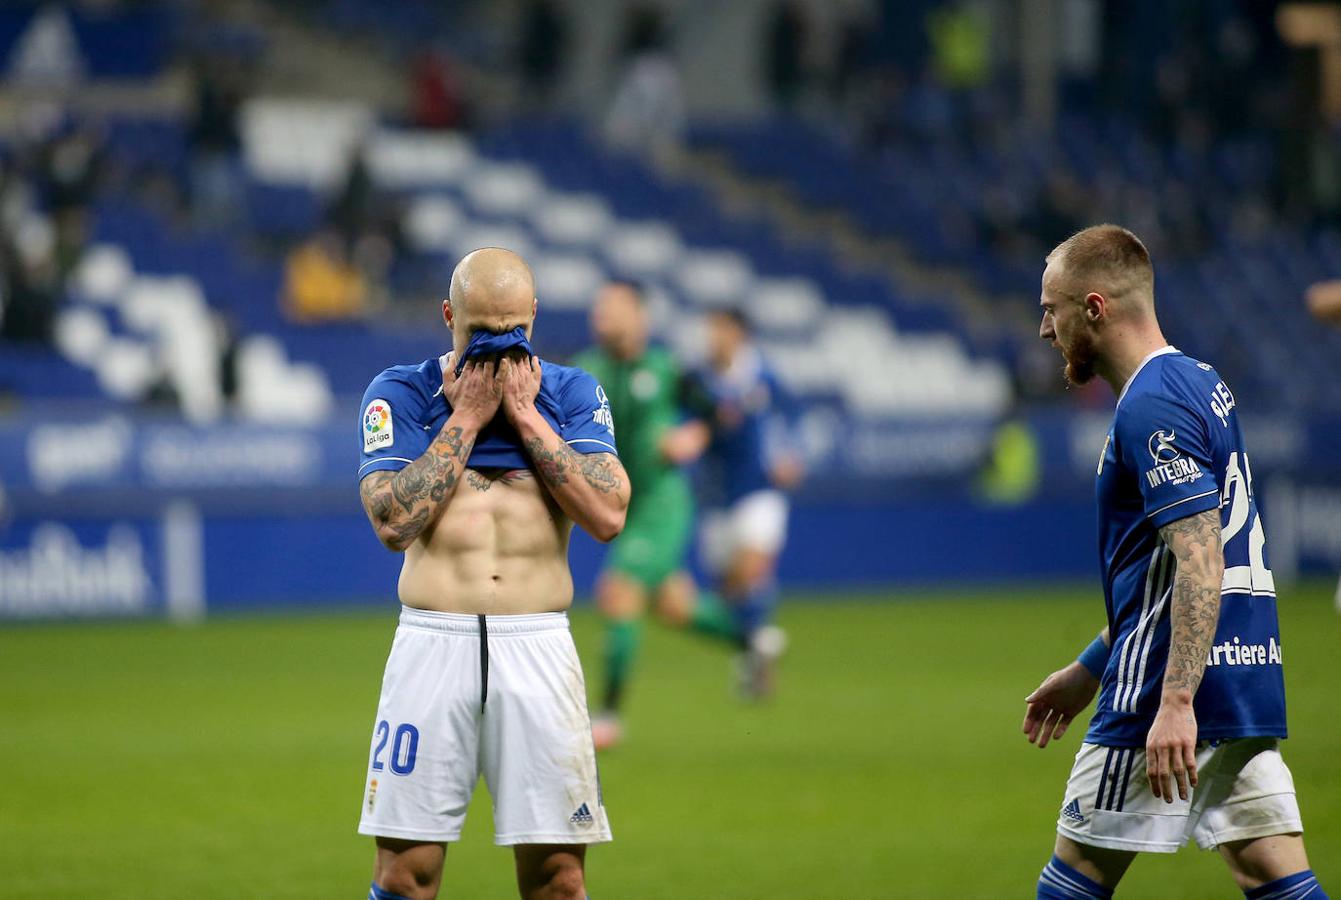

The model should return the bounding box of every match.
[53,307,110,365]
[602,222,682,276]
[529,193,614,247]
[463,162,546,217]
[368,130,475,187]
[404,197,465,252]
[675,249,754,307]
[530,253,605,310]
[71,244,133,305]
[236,336,334,426]
[241,97,373,189]
[95,338,158,401]
[449,223,534,262]
[748,278,824,334]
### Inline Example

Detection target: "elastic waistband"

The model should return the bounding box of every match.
[398,606,569,636]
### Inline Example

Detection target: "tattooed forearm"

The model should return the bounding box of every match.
[1158,509,1224,698]
[359,424,477,550]
[577,452,621,494]
[520,434,629,541]
[525,437,572,486]
[523,438,625,494]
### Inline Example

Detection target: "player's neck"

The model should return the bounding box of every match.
[614,338,646,361]
[1098,325,1169,397]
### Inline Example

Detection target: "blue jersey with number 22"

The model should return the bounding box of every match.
[1087,347,1286,748]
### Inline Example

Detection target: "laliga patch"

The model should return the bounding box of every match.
[363,399,394,452]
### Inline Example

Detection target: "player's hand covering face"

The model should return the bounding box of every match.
[1022,662,1101,749]
[498,353,542,424]
[445,357,504,429]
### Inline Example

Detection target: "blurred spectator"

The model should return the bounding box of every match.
[518,0,568,107]
[829,3,876,108]
[187,57,245,226]
[1021,172,1088,249]
[410,49,468,130]
[926,2,989,91]
[39,123,102,216]
[330,143,376,246]
[283,229,369,323]
[604,6,684,154]
[0,217,60,345]
[765,2,808,110]
[1307,280,1341,324]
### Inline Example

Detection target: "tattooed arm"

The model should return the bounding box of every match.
[1159,508,1224,699]
[358,361,500,552]
[1145,507,1224,803]
[498,357,630,542]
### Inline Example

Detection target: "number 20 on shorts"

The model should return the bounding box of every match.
[371,721,419,776]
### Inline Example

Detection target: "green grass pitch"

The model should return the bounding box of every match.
[2,583,1336,899]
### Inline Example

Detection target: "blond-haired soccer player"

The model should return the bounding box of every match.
[355,248,629,900]
[1025,226,1327,900]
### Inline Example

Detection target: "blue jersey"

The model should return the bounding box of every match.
[1086,347,1286,747]
[357,355,617,481]
[699,346,797,504]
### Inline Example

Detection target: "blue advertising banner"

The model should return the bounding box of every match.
[0,408,1336,619]
[0,516,164,618]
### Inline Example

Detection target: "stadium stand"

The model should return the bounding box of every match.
[689,114,1341,414]
[11,100,1012,423]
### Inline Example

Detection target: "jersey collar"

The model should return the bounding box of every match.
[1116,345,1177,408]
[432,353,450,398]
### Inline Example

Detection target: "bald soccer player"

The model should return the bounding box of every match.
[1025,226,1327,900]
[355,249,630,900]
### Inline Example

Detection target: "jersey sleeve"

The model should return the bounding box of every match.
[762,369,804,459]
[558,368,619,456]
[1116,391,1221,529]
[357,370,432,481]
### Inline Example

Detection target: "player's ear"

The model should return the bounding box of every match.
[1084,292,1106,323]
[442,298,454,329]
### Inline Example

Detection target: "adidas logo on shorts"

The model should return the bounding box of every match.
[1061,798,1085,824]
[570,802,594,825]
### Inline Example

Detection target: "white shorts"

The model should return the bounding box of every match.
[357,607,611,846]
[1056,738,1302,853]
[700,489,790,574]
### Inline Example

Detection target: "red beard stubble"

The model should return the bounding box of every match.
[1063,325,1098,386]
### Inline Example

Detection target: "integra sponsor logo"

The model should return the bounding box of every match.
[1205,635,1282,667]
[1146,456,1204,488]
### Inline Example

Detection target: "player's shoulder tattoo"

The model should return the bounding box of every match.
[1158,507,1222,552]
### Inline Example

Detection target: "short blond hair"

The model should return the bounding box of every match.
[1047,224,1154,305]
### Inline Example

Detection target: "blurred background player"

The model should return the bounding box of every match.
[695,307,804,699]
[1025,226,1326,900]
[574,280,740,750]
